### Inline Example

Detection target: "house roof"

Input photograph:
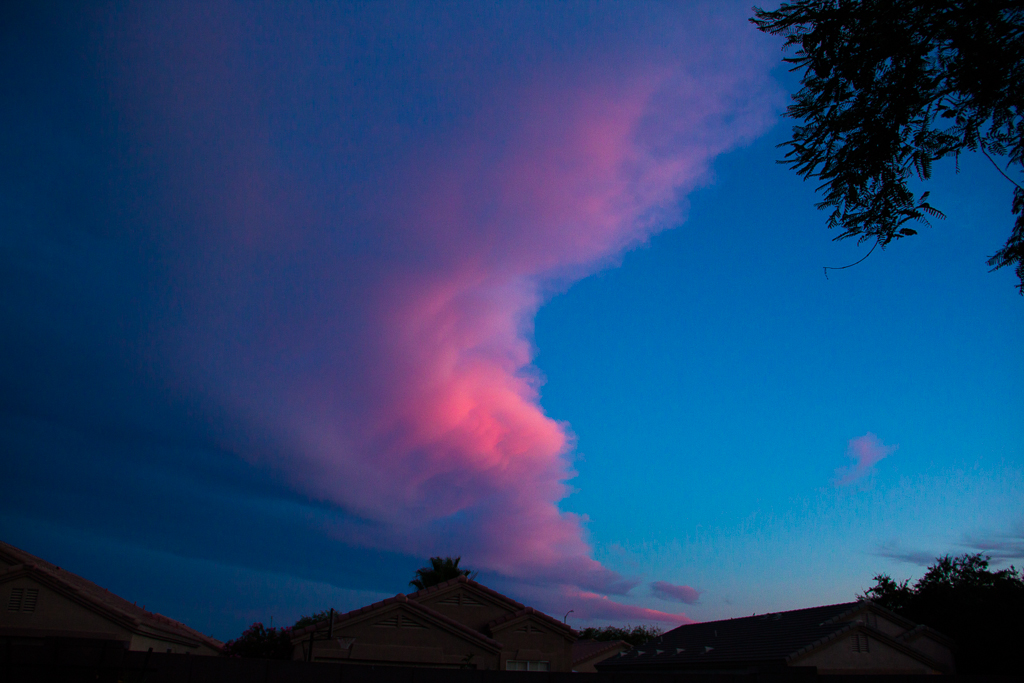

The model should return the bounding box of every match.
[572,639,630,666]
[597,601,944,672]
[406,575,526,612]
[290,593,504,651]
[896,623,956,648]
[486,606,576,639]
[408,575,575,639]
[0,540,222,651]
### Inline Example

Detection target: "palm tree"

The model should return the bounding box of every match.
[409,556,473,590]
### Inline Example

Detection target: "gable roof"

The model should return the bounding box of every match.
[895,622,956,649]
[486,606,576,639]
[406,575,526,612]
[597,601,947,672]
[572,639,630,667]
[0,540,222,651]
[290,593,503,652]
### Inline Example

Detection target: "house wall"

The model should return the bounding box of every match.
[903,633,955,672]
[797,633,941,675]
[1,576,131,640]
[1,576,215,655]
[865,612,909,639]
[573,643,631,673]
[298,604,501,669]
[490,616,573,672]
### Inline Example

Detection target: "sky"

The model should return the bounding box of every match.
[1,1,1021,641]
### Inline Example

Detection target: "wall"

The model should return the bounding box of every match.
[797,633,940,675]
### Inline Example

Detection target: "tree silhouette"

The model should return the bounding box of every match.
[752,1,1024,291]
[409,556,473,590]
[577,624,663,648]
[220,622,292,659]
[860,553,1024,674]
[221,610,336,659]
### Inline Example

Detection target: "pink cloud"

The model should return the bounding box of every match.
[508,582,692,625]
[99,2,781,615]
[650,581,703,605]
[563,589,693,625]
[835,433,898,485]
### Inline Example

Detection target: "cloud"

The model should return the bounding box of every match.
[874,541,937,567]
[561,589,693,625]
[0,1,780,621]
[650,581,702,605]
[961,524,1024,564]
[874,522,1024,571]
[835,433,897,485]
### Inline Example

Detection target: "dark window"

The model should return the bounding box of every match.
[506,660,550,671]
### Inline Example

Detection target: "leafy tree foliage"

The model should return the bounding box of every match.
[860,553,1024,674]
[752,1,1024,291]
[859,573,914,612]
[222,610,336,659]
[292,609,334,631]
[220,622,293,659]
[577,624,663,648]
[409,556,473,590]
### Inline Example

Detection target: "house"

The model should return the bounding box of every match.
[0,540,222,655]
[571,638,631,672]
[290,575,576,670]
[595,600,954,675]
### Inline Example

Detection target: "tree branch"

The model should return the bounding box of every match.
[824,238,879,279]
[980,145,1024,192]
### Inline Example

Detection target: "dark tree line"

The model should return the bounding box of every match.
[753,1,1024,290]
[221,610,334,659]
[577,624,664,648]
[861,553,1024,674]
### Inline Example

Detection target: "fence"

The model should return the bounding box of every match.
[2,641,1019,683]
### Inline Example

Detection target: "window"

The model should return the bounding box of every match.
[506,660,549,671]
[852,634,869,653]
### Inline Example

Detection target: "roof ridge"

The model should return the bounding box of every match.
[894,622,956,648]
[650,601,860,631]
[572,639,630,665]
[405,575,528,612]
[486,606,576,637]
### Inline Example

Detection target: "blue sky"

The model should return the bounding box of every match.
[1,0,1021,641]
[539,117,1024,619]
